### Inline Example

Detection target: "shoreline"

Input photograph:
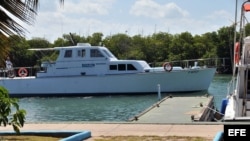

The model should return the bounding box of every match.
[0,122,224,140]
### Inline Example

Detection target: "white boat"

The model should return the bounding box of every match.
[219,1,250,121]
[0,43,216,97]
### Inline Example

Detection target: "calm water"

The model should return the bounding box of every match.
[18,74,232,123]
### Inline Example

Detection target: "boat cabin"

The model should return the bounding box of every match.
[35,43,151,77]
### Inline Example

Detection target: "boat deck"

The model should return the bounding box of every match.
[130,95,215,123]
[0,76,36,80]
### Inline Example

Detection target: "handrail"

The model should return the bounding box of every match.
[0,67,36,78]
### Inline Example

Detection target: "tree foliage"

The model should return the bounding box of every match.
[0,0,64,68]
[0,0,64,38]
[0,87,26,134]
[0,0,38,36]
[2,23,250,74]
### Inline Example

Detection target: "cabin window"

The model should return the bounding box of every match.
[109,65,117,70]
[110,64,136,71]
[118,64,126,71]
[91,49,104,57]
[64,50,72,58]
[103,50,113,58]
[127,64,137,70]
[78,49,86,57]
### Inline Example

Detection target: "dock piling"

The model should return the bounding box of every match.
[157,84,161,101]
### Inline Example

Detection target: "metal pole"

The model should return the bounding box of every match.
[233,0,238,77]
[158,84,161,101]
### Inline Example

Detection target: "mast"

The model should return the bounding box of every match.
[233,0,238,77]
[234,0,238,61]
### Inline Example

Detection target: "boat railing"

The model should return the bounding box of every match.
[0,67,38,78]
[150,57,230,73]
[227,76,237,97]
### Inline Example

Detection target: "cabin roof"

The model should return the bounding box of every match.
[28,45,104,51]
[28,48,55,51]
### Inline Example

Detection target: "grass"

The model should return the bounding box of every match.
[0,135,212,141]
[0,135,62,141]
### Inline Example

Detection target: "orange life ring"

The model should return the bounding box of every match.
[18,67,28,77]
[163,62,173,72]
[235,42,240,64]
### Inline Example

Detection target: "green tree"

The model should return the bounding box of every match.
[217,26,234,59]
[193,35,207,58]
[9,36,36,67]
[53,37,67,47]
[151,32,173,63]
[168,33,188,61]
[103,33,132,59]
[28,38,52,49]
[54,33,87,47]
[245,23,250,36]
[139,36,155,63]
[0,87,26,134]
[179,32,195,59]
[0,1,63,134]
[62,33,83,46]
[28,38,60,67]
[0,35,10,67]
[129,35,147,60]
[87,32,103,46]
[0,0,64,67]
[200,32,218,58]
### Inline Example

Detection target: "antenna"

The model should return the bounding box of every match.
[154,24,157,34]
[61,17,64,46]
[229,19,240,27]
[69,32,76,45]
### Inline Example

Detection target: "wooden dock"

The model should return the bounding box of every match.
[129,95,215,123]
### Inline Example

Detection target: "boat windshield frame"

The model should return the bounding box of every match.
[101,48,117,59]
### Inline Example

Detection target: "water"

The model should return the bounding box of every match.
[17,74,232,122]
[208,74,232,109]
[19,96,156,122]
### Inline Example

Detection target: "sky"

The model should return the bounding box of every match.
[21,0,245,42]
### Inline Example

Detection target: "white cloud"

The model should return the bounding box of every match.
[206,10,232,21]
[57,0,115,15]
[130,0,189,19]
[22,0,236,42]
[25,0,116,41]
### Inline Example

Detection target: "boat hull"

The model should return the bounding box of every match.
[0,68,216,97]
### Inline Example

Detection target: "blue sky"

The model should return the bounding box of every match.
[22,0,244,42]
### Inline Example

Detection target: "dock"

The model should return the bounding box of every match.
[130,95,215,123]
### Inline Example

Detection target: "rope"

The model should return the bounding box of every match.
[205,106,224,116]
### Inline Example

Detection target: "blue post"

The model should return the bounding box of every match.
[158,84,161,101]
